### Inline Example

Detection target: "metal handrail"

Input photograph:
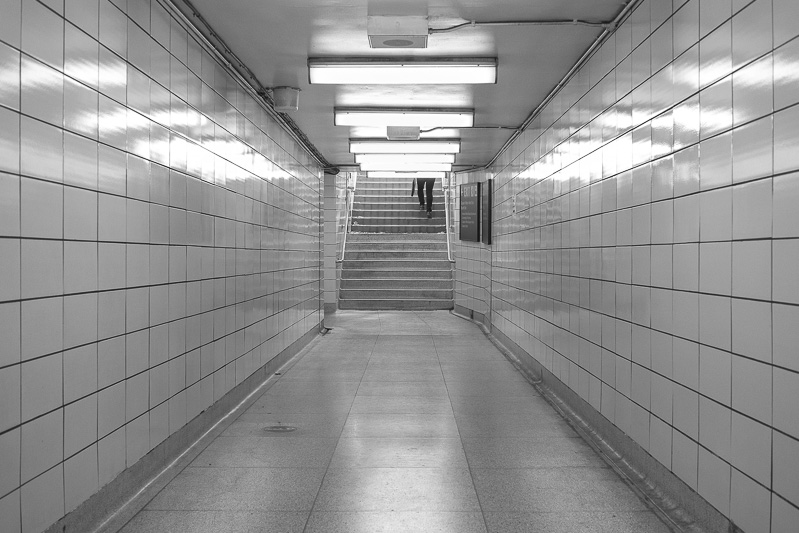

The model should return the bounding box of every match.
[443,176,454,263]
[337,182,355,262]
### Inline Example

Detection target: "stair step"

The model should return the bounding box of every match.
[338,298,454,310]
[346,244,447,252]
[341,269,452,279]
[340,288,453,299]
[345,251,449,260]
[351,226,446,233]
[343,259,452,269]
[347,233,447,242]
[340,279,452,289]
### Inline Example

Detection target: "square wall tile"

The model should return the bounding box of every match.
[730,412,770,485]
[699,187,732,241]
[21,0,64,69]
[775,39,799,111]
[64,187,98,241]
[673,244,700,291]
[21,352,62,422]
[672,430,698,489]
[0,302,21,367]
[732,55,773,126]
[0,172,20,237]
[773,431,799,505]
[774,96,799,175]
[729,468,772,533]
[731,0,772,69]
[21,239,63,299]
[774,304,799,373]
[773,239,799,304]
[21,297,63,361]
[699,294,731,350]
[64,393,98,458]
[64,132,99,189]
[773,494,799,533]
[0,238,20,302]
[64,241,98,294]
[731,299,771,363]
[64,444,99,513]
[98,381,125,438]
[64,344,98,404]
[63,293,97,351]
[731,240,771,300]
[21,465,64,533]
[699,242,731,295]
[774,368,799,440]
[21,178,63,239]
[732,179,772,240]
[774,173,799,238]
[20,117,63,182]
[732,117,772,184]
[673,194,699,243]
[0,427,20,497]
[698,446,731,515]
[731,355,771,422]
[0,365,21,434]
[0,107,20,175]
[20,409,63,483]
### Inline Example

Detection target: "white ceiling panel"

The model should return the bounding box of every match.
[182,0,627,170]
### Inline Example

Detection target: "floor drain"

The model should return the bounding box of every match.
[263,425,297,433]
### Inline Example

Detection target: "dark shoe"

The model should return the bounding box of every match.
[419,204,425,210]
[427,211,432,219]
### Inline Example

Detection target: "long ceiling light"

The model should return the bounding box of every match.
[368,171,447,179]
[308,57,497,84]
[335,108,474,128]
[355,153,456,164]
[350,139,461,154]
[359,162,452,172]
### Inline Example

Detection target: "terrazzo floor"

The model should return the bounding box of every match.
[120,310,671,533]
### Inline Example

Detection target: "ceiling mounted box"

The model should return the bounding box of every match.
[367,16,428,48]
[272,87,300,112]
[387,126,421,140]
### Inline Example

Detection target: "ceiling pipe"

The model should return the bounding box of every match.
[429,19,612,34]
[455,0,643,175]
[165,0,333,170]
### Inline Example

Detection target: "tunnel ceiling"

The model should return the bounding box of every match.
[182,0,626,171]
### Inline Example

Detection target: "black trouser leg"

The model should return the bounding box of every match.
[423,178,434,212]
[417,179,425,206]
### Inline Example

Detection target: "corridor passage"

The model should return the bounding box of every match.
[121,311,670,533]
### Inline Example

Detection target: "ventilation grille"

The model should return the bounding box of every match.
[367,16,428,49]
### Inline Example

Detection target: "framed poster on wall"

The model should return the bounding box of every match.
[459,182,480,242]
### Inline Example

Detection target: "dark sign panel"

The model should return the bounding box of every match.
[459,183,480,242]
[481,180,492,245]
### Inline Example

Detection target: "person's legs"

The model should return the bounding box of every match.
[416,179,425,208]
[424,178,434,214]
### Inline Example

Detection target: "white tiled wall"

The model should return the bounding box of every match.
[0,1,323,531]
[453,170,492,319]
[454,0,799,531]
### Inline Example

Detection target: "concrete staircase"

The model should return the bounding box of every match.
[339,233,454,310]
[339,177,453,310]
[351,178,446,233]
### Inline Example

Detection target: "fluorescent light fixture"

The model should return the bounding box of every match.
[335,108,474,128]
[368,171,446,179]
[359,162,452,172]
[355,153,455,164]
[350,139,461,154]
[308,57,497,84]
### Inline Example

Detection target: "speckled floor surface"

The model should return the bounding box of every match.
[120,311,671,533]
